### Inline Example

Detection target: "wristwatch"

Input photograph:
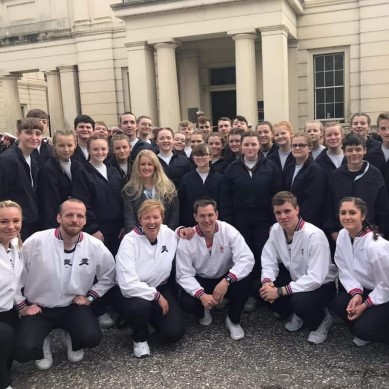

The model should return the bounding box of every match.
[87,296,94,303]
[277,287,283,297]
[225,275,233,284]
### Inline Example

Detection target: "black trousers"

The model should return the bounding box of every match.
[333,288,389,344]
[14,304,102,363]
[180,274,251,324]
[0,310,18,389]
[255,265,336,331]
[119,284,185,343]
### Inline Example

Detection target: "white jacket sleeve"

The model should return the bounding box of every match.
[261,228,280,283]
[367,250,389,306]
[228,224,255,280]
[90,242,116,299]
[288,240,331,293]
[116,234,158,301]
[334,230,364,295]
[176,239,204,298]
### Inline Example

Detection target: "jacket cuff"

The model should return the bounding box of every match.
[262,278,273,284]
[87,290,99,301]
[364,296,374,308]
[349,288,363,297]
[16,300,27,311]
[194,289,205,299]
[285,284,293,295]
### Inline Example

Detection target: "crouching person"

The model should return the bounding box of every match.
[259,191,337,344]
[176,198,254,340]
[14,199,115,370]
[115,200,185,358]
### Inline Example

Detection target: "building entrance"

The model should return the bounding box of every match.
[211,90,236,128]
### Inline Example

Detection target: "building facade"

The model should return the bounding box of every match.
[0,0,388,134]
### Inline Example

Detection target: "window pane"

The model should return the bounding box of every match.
[325,103,334,119]
[334,54,344,70]
[210,67,236,85]
[335,70,343,85]
[335,87,344,102]
[325,55,334,70]
[325,71,334,87]
[335,103,344,118]
[316,89,325,104]
[325,88,334,103]
[315,56,324,72]
[316,72,324,87]
[316,104,325,119]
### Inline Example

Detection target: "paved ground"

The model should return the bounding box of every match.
[11,304,389,389]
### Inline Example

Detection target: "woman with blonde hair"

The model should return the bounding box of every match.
[268,120,295,171]
[122,149,179,232]
[0,200,23,389]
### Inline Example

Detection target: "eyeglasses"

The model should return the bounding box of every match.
[291,143,308,149]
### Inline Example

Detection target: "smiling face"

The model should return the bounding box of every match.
[273,202,299,234]
[324,126,343,150]
[113,139,131,163]
[17,128,42,154]
[291,136,311,163]
[94,125,109,139]
[228,134,242,155]
[351,115,370,139]
[120,114,137,140]
[241,136,260,161]
[273,126,291,148]
[232,119,248,132]
[138,117,153,139]
[218,120,231,135]
[157,129,174,153]
[57,201,87,237]
[344,144,366,170]
[0,206,22,247]
[339,201,364,237]
[207,135,223,158]
[257,125,273,147]
[139,206,163,242]
[190,134,204,148]
[378,119,389,148]
[194,204,218,236]
[139,155,155,179]
[75,122,93,143]
[305,123,322,144]
[89,139,109,165]
[173,132,186,151]
[180,125,193,141]
[198,121,211,136]
[54,135,76,162]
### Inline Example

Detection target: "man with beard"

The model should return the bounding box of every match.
[14,199,115,370]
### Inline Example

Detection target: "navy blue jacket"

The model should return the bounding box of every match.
[267,150,295,171]
[324,162,389,237]
[365,147,389,195]
[220,156,282,226]
[32,140,53,168]
[158,152,193,188]
[37,156,83,229]
[211,158,229,174]
[0,146,39,225]
[72,162,124,234]
[315,149,347,181]
[131,139,154,162]
[283,158,326,227]
[72,145,89,164]
[178,169,224,227]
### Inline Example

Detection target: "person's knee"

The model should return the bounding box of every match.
[122,298,151,318]
[290,293,310,313]
[14,335,39,362]
[0,324,15,352]
[332,293,350,317]
[77,328,102,349]
[161,319,185,343]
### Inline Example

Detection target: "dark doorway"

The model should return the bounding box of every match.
[211,90,236,128]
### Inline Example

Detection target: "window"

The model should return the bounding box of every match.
[314,53,344,121]
[210,67,236,86]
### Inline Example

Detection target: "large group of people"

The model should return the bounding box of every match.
[1,108,389,389]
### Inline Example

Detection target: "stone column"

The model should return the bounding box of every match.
[45,70,65,131]
[72,0,90,25]
[59,66,81,129]
[125,42,158,123]
[0,74,22,134]
[232,33,258,125]
[260,25,289,123]
[178,51,201,120]
[154,41,181,129]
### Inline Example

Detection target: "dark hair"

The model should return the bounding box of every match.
[257,121,274,132]
[87,133,109,151]
[272,191,298,208]
[206,132,226,146]
[192,143,211,156]
[218,117,231,123]
[342,133,366,150]
[74,114,95,129]
[377,112,389,127]
[241,130,260,144]
[193,197,218,214]
[228,128,245,138]
[26,109,49,121]
[17,118,44,133]
[232,115,248,125]
[350,112,371,126]
[339,196,379,240]
[137,115,152,124]
[198,117,210,125]
[119,111,137,124]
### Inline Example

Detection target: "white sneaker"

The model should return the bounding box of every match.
[98,313,115,329]
[308,309,333,344]
[225,316,245,340]
[243,297,257,313]
[133,341,150,358]
[353,337,370,347]
[285,313,304,332]
[199,308,212,326]
[35,335,53,370]
[62,331,84,362]
[215,298,229,310]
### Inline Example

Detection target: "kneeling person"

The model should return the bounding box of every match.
[259,191,337,344]
[176,198,254,340]
[14,199,115,369]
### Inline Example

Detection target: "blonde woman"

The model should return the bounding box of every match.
[122,150,179,232]
[0,200,23,389]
